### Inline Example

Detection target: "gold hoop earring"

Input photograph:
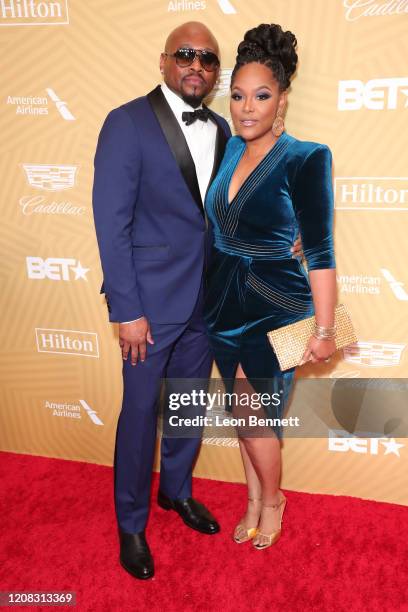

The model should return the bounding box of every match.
[272,109,285,137]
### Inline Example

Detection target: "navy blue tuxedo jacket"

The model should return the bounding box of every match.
[92,85,231,324]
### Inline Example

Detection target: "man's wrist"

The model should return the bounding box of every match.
[121,316,145,324]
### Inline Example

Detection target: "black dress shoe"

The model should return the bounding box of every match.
[158,490,220,535]
[119,530,154,580]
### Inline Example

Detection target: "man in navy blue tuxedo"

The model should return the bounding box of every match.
[92,22,231,580]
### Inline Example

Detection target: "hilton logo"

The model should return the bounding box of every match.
[36,328,99,358]
[0,0,69,25]
[335,177,408,211]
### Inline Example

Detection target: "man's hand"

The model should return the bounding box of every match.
[119,318,154,366]
[291,235,303,259]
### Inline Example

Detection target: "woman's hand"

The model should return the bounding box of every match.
[290,235,303,259]
[299,335,336,365]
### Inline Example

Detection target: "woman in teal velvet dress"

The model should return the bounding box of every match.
[204,24,337,549]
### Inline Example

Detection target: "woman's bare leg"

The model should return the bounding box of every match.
[234,364,284,540]
[237,439,262,528]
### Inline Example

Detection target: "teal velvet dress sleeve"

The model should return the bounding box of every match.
[292,145,336,271]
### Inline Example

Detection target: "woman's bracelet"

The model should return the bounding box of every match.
[313,324,336,340]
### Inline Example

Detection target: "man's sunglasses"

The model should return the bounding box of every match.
[164,48,220,72]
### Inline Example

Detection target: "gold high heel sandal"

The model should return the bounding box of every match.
[233,497,261,544]
[253,493,287,550]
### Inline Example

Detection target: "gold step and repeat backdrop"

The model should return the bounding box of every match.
[1,0,407,504]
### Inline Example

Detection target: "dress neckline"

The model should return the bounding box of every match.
[227,132,288,206]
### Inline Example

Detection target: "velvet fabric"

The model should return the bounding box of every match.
[204,132,336,421]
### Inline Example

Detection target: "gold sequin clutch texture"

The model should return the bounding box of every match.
[267,304,357,371]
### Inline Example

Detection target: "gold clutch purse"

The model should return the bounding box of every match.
[267,303,357,371]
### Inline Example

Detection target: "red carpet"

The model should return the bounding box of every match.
[0,451,407,612]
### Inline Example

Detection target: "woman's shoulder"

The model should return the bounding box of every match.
[287,134,332,166]
[225,135,246,156]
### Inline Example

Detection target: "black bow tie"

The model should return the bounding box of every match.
[182,108,211,126]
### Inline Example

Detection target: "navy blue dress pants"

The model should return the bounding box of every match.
[114,286,212,533]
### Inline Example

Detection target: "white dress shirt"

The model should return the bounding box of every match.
[161,82,217,203]
[122,83,217,324]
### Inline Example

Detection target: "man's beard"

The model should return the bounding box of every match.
[181,83,206,108]
[181,92,204,108]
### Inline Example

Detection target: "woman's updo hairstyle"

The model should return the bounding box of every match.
[231,23,298,91]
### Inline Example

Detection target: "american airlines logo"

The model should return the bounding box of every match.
[22,164,77,191]
[167,0,205,10]
[343,341,406,367]
[26,257,89,281]
[0,0,69,25]
[167,0,236,12]
[337,268,408,302]
[46,87,75,120]
[328,429,404,457]
[338,78,408,110]
[79,400,104,425]
[337,269,408,300]
[6,88,75,120]
[380,269,408,301]
[45,399,104,425]
[337,272,381,296]
[36,328,99,358]
[334,177,408,211]
[217,0,236,12]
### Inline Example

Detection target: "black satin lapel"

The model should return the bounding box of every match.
[147,86,203,214]
[208,114,228,186]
